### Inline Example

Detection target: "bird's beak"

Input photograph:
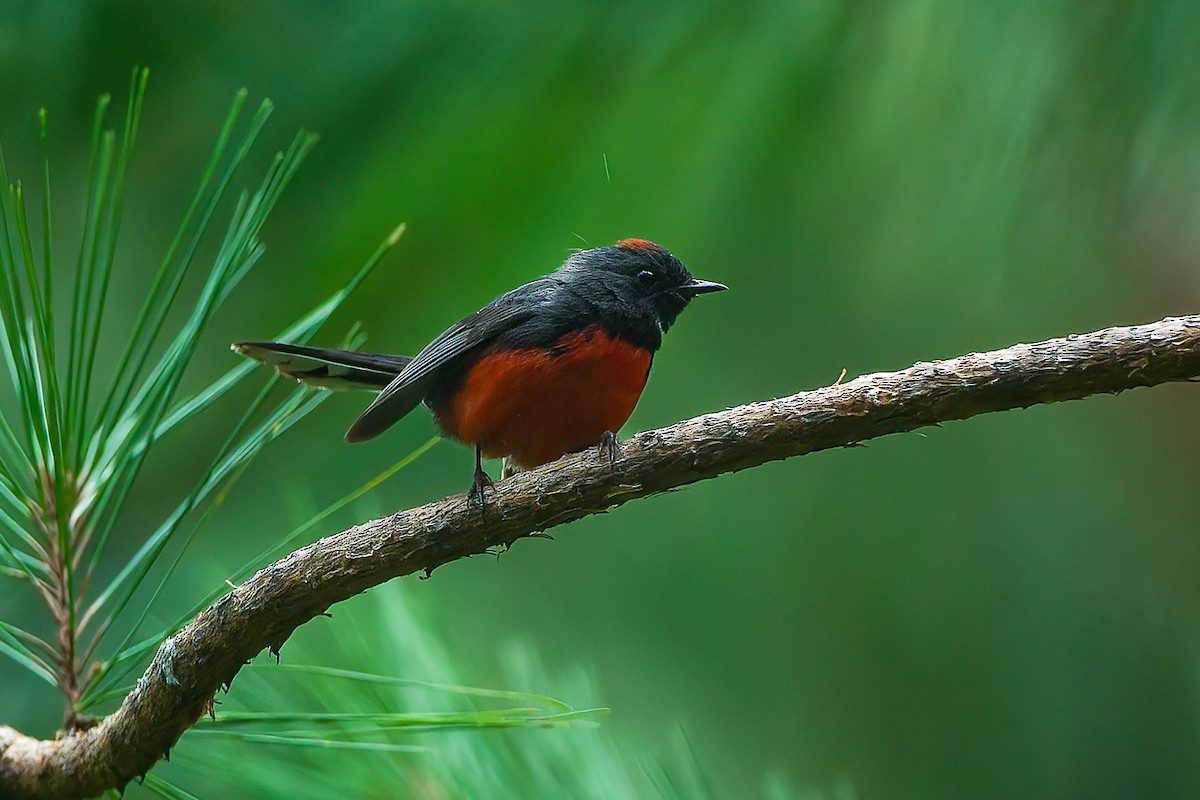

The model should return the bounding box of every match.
[678,278,728,296]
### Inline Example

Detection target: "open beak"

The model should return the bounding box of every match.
[678,278,728,296]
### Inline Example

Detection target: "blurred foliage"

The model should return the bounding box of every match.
[121,583,763,800]
[3,1,1200,798]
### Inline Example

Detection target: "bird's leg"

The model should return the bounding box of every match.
[500,457,523,480]
[597,430,620,466]
[468,446,494,507]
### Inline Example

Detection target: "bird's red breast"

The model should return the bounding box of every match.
[432,324,652,469]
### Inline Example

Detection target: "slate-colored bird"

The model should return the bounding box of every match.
[234,238,726,501]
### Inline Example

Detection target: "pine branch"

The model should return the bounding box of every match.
[2,313,1199,799]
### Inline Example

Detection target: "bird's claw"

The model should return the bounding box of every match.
[468,469,494,508]
[597,430,620,466]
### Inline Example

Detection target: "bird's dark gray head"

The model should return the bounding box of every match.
[558,239,727,337]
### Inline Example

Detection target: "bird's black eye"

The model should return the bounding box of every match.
[637,270,656,285]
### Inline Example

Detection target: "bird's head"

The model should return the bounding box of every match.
[565,239,727,335]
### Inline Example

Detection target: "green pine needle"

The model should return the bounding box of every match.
[247,664,574,714]
[0,71,403,718]
[141,774,202,800]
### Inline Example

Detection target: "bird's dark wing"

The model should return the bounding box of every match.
[345,281,553,442]
[232,341,412,390]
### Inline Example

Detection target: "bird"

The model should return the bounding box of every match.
[233,238,726,503]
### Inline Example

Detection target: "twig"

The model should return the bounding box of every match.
[2,313,1199,799]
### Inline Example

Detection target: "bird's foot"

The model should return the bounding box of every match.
[468,467,494,508]
[597,430,620,466]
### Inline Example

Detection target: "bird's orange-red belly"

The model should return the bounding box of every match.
[433,326,652,469]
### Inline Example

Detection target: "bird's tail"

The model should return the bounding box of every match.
[231,341,412,391]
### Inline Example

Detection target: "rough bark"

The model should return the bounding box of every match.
[2,314,1199,799]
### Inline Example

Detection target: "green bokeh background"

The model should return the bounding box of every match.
[4,2,1200,797]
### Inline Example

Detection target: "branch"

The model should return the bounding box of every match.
[3,314,1200,799]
